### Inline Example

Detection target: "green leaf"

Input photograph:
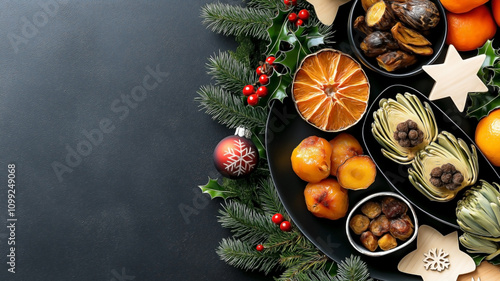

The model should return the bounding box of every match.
[477,40,499,82]
[199,177,237,200]
[466,91,500,120]
[473,255,486,266]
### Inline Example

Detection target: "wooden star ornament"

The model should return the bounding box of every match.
[306,0,351,25]
[422,45,488,112]
[398,225,476,281]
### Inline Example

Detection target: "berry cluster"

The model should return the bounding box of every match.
[283,0,310,27]
[255,213,292,252]
[243,56,275,106]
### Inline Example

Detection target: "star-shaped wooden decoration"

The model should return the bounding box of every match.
[422,45,488,112]
[398,225,476,281]
[306,0,351,26]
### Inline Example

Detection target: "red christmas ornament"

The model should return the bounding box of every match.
[213,127,259,178]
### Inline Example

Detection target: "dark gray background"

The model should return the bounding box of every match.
[0,0,273,280]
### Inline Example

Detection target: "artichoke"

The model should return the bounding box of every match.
[372,92,438,164]
[456,181,500,260]
[408,131,479,202]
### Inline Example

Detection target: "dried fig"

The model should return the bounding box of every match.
[361,201,382,219]
[360,31,399,57]
[378,233,398,251]
[391,0,440,31]
[376,50,417,72]
[369,214,390,236]
[390,214,414,241]
[391,22,433,56]
[349,214,370,235]
[366,1,395,30]
[381,197,408,219]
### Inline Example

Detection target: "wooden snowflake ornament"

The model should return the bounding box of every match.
[398,225,476,281]
[306,0,351,25]
[422,45,488,112]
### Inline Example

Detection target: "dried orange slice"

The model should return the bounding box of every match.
[292,49,370,132]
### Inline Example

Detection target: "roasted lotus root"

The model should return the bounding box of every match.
[390,214,414,241]
[360,31,399,57]
[429,163,464,190]
[378,233,398,251]
[365,1,395,30]
[376,50,417,72]
[360,231,378,252]
[361,201,382,219]
[349,214,370,235]
[391,0,440,31]
[369,214,390,236]
[354,16,374,35]
[393,119,424,147]
[391,22,433,56]
[381,199,408,219]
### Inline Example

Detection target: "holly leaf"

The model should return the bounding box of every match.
[467,40,500,119]
[265,9,332,104]
[199,177,237,200]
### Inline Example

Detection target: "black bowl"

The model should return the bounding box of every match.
[347,0,448,78]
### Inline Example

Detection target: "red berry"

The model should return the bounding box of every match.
[256,86,268,97]
[288,12,298,22]
[292,0,297,5]
[259,74,269,85]
[283,0,291,5]
[280,221,292,232]
[247,94,259,106]
[266,56,276,65]
[256,66,264,76]
[272,213,284,224]
[256,244,264,251]
[296,19,304,26]
[242,85,254,96]
[298,9,310,20]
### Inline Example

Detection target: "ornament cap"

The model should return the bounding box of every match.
[235,126,252,139]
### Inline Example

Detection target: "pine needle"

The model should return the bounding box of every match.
[207,51,257,94]
[201,3,274,40]
[195,85,267,130]
[333,255,373,281]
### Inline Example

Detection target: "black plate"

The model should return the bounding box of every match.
[361,84,500,228]
[347,0,447,78]
[266,96,447,281]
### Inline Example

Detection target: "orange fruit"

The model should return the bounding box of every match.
[493,0,500,26]
[292,49,370,132]
[291,136,332,183]
[446,5,497,51]
[440,0,489,14]
[475,109,500,167]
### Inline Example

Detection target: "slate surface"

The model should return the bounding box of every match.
[0,0,272,280]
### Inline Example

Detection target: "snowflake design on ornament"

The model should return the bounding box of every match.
[423,248,450,272]
[223,139,257,176]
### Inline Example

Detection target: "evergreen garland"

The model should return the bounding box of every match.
[197,0,374,279]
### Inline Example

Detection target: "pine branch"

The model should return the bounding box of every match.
[257,177,287,216]
[217,238,281,275]
[247,0,285,10]
[196,85,267,130]
[218,200,281,244]
[333,255,373,281]
[207,51,258,94]
[201,3,274,40]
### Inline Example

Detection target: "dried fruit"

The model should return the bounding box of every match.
[329,133,364,176]
[361,201,382,219]
[354,16,375,35]
[362,0,381,11]
[369,214,390,236]
[349,214,370,235]
[390,214,414,241]
[304,178,349,220]
[408,131,479,202]
[366,1,396,30]
[381,198,408,218]
[337,155,377,190]
[291,136,332,183]
[391,22,433,56]
[360,31,399,57]
[360,231,379,251]
[372,93,438,164]
[292,49,370,132]
[376,50,417,72]
[378,233,398,251]
[391,0,440,31]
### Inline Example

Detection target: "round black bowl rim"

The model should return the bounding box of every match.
[347,0,448,78]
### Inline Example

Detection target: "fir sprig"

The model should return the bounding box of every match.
[207,51,258,94]
[196,84,267,130]
[247,0,286,10]
[333,255,373,281]
[201,3,274,40]
[257,177,287,216]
